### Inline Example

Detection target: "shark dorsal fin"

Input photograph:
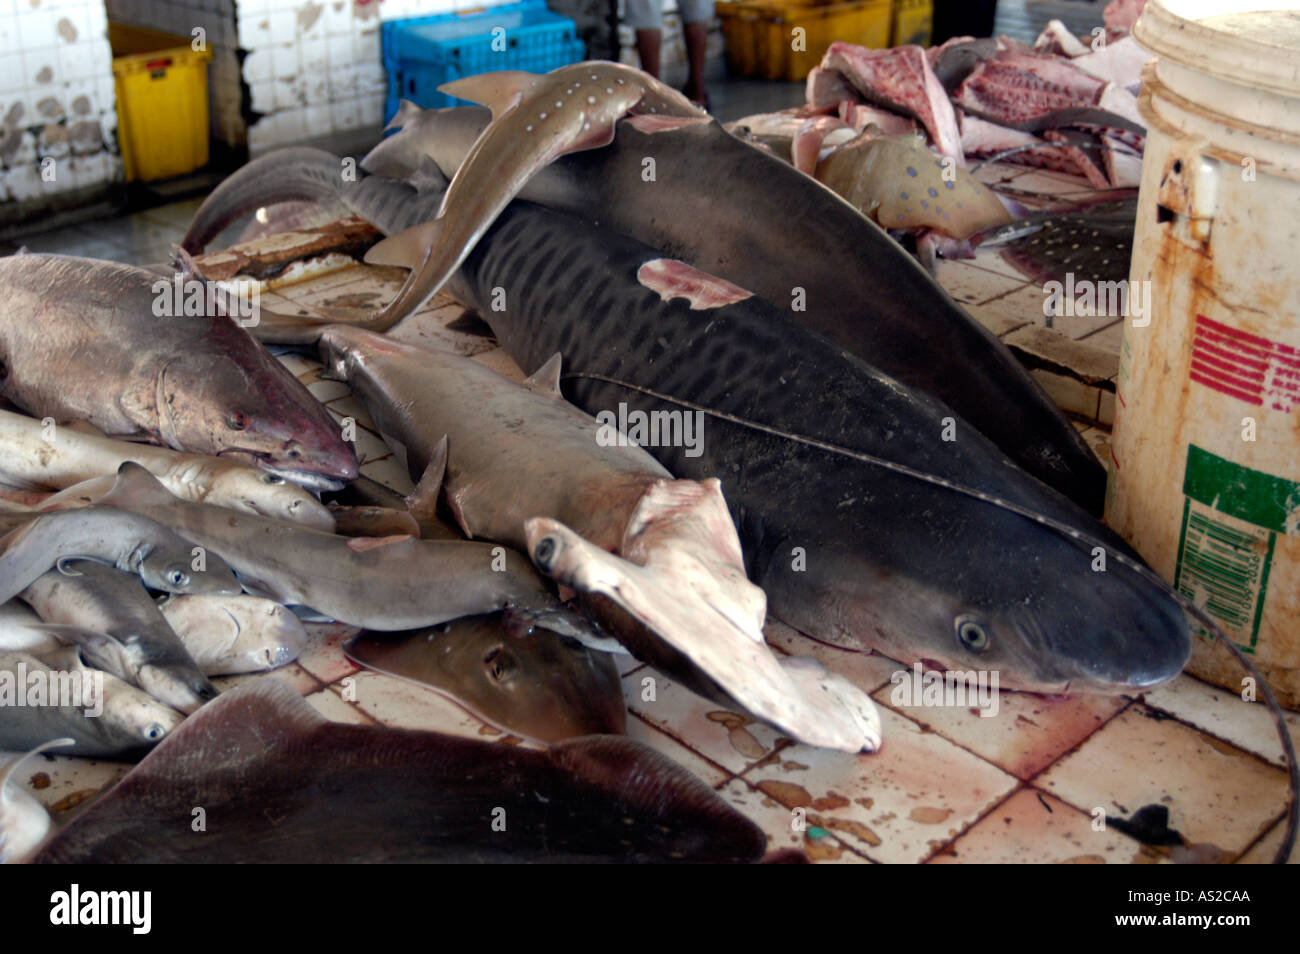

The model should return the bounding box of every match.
[522,353,563,397]
[100,461,177,509]
[405,436,447,523]
[384,99,424,134]
[364,221,440,271]
[437,71,538,118]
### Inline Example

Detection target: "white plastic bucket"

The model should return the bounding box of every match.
[1107,1,1300,707]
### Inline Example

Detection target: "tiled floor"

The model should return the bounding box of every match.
[4,98,1296,865]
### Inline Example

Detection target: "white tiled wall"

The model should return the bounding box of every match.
[0,0,120,206]
[108,0,515,154]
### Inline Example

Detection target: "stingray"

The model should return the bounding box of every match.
[34,679,769,863]
[343,615,627,744]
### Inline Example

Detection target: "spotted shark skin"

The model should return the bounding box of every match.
[360,63,707,329]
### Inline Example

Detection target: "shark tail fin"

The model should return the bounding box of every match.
[1,738,75,808]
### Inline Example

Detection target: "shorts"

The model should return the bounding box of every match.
[624,0,713,30]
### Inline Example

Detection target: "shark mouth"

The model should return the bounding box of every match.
[217,450,346,493]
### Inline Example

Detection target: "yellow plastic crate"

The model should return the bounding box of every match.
[110,23,212,182]
[891,0,933,47]
[715,0,892,82]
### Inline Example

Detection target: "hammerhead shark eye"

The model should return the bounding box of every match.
[261,473,285,484]
[166,567,191,588]
[227,412,248,431]
[955,616,990,653]
[533,537,559,571]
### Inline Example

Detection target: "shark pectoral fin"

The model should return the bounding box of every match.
[522,353,564,397]
[445,487,474,540]
[405,436,447,522]
[623,114,712,134]
[437,71,537,117]
[780,656,882,753]
[25,623,118,654]
[363,221,440,271]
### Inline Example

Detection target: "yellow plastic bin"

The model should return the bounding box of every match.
[715,0,892,81]
[891,0,932,47]
[110,23,212,182]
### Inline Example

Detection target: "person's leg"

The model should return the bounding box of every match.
[636,28,662,77]
[678,0,713,107]
[682,21,708,105]
[625,0,664,76]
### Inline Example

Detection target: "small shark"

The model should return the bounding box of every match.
[362,62,706,327]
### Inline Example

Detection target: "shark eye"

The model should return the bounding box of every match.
[261,473,285,484]
[955,616,990,653]
[227,412,248,431]
[166,567,190,588]
[143,723,166,742]
[484,646,514,682]
[533,536,560,572]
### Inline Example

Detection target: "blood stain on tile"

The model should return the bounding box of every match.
[811,792,849,811]
[810,814,882,847]
[50,789,98,813]
[756,779,812,807]
[706,710,767,759]
[802,831,845,861]
[910,806,953,824]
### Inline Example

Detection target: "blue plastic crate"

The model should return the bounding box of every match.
[382,0,586,124]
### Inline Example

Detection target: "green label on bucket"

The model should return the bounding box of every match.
[1174,446,1296,650]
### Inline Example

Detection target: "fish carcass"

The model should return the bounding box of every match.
[0,506,241,604]
[34,678,772,863]
[181,154,1190,694]
[357,100,1108,512]
[63,463,603,644]
[0,253,357,490]
[157,594,307,676]
[0,650,183,759]
[343,617,626,744]
[0,408,335,531]
[318,326,880,752]
[21,560,221,712]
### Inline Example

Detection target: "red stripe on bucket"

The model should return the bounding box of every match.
[1190,315,1299,413]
